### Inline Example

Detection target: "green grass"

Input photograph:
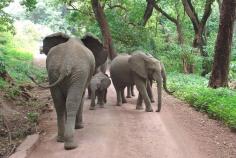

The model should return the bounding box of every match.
[167,73,236,129]
[0,33,46,87]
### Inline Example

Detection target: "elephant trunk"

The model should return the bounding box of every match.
[161,66,175,95]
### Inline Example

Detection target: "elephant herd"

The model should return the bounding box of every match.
[31,32,173,150]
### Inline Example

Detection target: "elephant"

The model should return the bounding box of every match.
[87,60,108,99]
[89,72,111,110]
[110,51,173,112]
[30,32,107,150]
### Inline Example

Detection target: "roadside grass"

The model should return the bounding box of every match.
[0,33,46,100]
[168,73,236,129]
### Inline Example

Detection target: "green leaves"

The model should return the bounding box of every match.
[21,0,37,11]
[168,73,236,129]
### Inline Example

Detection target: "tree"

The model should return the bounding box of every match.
[91,0,117,60]
[0,0,15,34]
[181,0,214,76]
[209,0,236,88]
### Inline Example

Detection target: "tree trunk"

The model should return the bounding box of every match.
[209,0,236,88]
[91,0,117,60]
[176,20,184,45]
[181,0,214,76]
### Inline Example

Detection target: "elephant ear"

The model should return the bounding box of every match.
[81,34,108,68]
[42,32,70,55]
[128,52,148,79]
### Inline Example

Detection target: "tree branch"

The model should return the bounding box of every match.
[153,3,177,24]
[181,0,200,33]
[201,0,215,26]
[107,4,127,11]
[142,0,155,26]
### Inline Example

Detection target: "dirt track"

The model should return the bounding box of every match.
[27,84,236,158]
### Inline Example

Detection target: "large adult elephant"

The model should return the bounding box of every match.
[110,51,173,112]
[31,32,107,150]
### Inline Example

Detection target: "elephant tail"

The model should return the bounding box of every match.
[27,73,66,89]
[161,64,175,95]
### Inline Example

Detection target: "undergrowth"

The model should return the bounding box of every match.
[168,73,236,129]
[0,33,46,86]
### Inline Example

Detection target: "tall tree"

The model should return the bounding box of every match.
[209,0,236,88]
[181,0,214,76]
[91,0,117,60]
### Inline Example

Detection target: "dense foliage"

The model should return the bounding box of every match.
[168,73,236,129]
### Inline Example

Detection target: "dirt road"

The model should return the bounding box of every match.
[28,85,236,158]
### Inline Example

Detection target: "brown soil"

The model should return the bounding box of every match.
[0,85,52,158]
[27,86,236,158]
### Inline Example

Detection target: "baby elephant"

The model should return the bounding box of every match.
[89,72,111,110]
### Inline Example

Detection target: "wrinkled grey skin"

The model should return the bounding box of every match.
[32,32,107,150]
[89,72,111,110]
[126,81,154,103]
[126,84,135,98]
[87,60,108,99]
[110,51,173,112]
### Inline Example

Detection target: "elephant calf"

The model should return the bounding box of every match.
[89,72,111,110]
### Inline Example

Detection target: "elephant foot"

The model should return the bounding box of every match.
[136,105,144,110]
[57,135,64,142]
[64,141,78,150]
[126,95,131,98]
[89,106,95,110]
[75,123,84,129]
[145,107,153,112]
[116,103,121,106]
[156,109,161,112]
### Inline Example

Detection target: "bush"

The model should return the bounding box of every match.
[168,73,236,129]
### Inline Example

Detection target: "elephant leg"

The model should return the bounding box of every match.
[126,86,131,98]
[134,77,153,112]
[136,92,144,110]
[89,89,96,110]
[121,88,127,103]
[87,85,91,99]
[103,89,107,103]
[64,84,84,150]
[75,93,84,129]
[97,91,105,108]
[50,87,66,142]
[147,81,154,103]
[131,85,135,96]
[114,86,122,106]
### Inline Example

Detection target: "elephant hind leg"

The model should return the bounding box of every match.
[126,86,132,98]
[64,84,85,150]
[50,87,66,143]
[121,88,127,103]
[113,85,122,106]
[75,92,84,129]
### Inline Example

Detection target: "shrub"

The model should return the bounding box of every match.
[168,73,236,129]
